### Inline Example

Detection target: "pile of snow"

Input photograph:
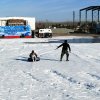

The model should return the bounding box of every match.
[0,36,100,100]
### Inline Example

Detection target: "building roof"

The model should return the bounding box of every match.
[0,17,35,21]
[80,6,100,11]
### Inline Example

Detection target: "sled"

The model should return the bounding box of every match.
[28,58,33,62]
[35,57,40,61]
[28,57,40,62]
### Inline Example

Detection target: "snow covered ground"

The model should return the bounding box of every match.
[0,36,100,100]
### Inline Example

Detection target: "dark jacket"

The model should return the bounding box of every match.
[57,42,71,52]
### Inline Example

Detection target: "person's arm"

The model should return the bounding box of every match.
[29,53,32,58]
[56,43,63,49]
[34,53,37,57]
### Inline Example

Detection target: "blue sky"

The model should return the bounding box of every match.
[0,0,100,22]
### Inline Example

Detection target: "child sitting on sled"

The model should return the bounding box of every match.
[28,50,40,62]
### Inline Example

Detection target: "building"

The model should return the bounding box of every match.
[0,17,35,38]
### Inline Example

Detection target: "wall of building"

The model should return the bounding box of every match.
[0,17,35,30]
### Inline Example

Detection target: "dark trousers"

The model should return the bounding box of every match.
[28,57,36,62]
[60,50,69,61]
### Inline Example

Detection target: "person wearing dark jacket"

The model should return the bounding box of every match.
[56,40,71,61]
[28,50,37,62]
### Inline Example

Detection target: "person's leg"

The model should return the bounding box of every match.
[33,57,35,61]
[66,51,69,61]
[60,51,64,61]
[28,57,33,62]
[32,55,36,61]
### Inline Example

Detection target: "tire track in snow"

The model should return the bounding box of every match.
[46,70,100,96]
[71,52,94,66]
[88,73,100,81]
[23,71,43,83]
[72,50,100,65]
[52,70,80,84]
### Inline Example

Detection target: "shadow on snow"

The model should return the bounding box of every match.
[15,57,59,62]
[24,37,100,44]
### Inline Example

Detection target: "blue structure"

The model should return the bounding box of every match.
[0,25,31,37]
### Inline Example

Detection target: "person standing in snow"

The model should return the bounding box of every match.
[56,40,71,61]
[28,50,38,62]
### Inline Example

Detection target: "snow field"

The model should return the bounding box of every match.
[0,36,100,100]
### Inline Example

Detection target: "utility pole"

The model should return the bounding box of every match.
[46,19,48,28]
[73,11,75,28]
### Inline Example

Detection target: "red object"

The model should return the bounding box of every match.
[25,36,32,38]
[4,36,20,38]
[4,36,32,38]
